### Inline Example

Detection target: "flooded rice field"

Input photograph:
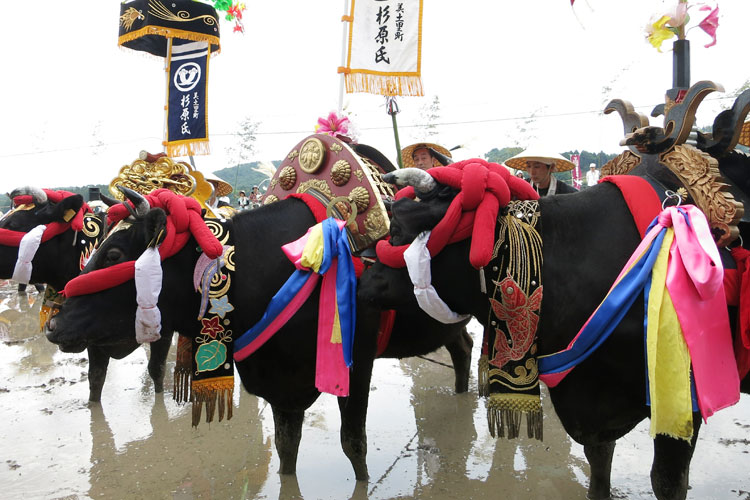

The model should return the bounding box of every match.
[0,281,748,499]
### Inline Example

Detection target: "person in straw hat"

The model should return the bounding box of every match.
[204,173,234,210]
[401,142,453,170]
[505,147,578,196]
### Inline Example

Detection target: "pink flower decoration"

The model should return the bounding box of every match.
[315,112,350,138]
[666,3,688,28]
[698,5,719,48]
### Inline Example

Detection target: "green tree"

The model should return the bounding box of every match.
[484,147,523,164]
[212,161,279,204]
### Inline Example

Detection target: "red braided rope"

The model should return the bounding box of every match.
[376,159,538,269]
[63,189,223,297]
[0,189,92,247]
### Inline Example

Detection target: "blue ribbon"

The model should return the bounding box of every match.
[538,227,666,375]
[234,218,356,366]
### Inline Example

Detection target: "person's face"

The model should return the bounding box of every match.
[527,161,552,186]
[412,148,433,170]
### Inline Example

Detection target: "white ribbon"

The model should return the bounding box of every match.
[134,246,162,343]
[12,224,46,284]
[404,231,471,324]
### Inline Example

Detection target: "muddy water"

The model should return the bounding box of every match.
[0,281,748,500]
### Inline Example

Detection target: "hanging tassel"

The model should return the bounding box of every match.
[478,354,489,397]
[191,376,234,427]
[487,393,543,441]
[479,267,487,294]
[173,334,192,404]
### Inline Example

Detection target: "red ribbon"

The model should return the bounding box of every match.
[730,246,750,378]
[64,189,222,297]
[0,190,91,246]
[376,159,538,269]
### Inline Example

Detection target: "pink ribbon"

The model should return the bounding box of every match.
[281,220,350,396]
[660,206,739,419]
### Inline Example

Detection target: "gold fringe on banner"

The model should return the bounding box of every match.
[487,393,543,440]
[191,376,234,427]
[173,334,192,404]
[344,73,424,97]
[166,139,211,158]
[118,27,221,54]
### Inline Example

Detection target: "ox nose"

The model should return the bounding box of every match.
[45,316,58,339]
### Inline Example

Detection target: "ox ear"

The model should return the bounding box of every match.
[144,208,167,249]
[47,194,84,223]
[390,193,453,244]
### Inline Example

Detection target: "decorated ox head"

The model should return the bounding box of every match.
[358,168,481,315]
[46,188,198,353]
[0,187,88,289]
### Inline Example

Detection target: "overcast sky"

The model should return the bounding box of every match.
[1,0,745,193]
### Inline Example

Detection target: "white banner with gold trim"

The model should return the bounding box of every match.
[340,0,423,96]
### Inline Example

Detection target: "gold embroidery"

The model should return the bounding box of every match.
[119,7,144,31]
[148,0,217,26]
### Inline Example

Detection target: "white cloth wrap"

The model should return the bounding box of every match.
[547,174,558,195]
[135,246,162,343]
[404,231,472,324]
[12,224,46,284]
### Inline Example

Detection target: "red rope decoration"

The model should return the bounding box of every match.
[0,190,92,247]
[376,159,539,269]
[64,189,223,297]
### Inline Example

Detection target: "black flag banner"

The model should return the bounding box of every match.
[166,41,210,156]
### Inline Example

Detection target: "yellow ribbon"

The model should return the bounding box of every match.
[647,228,694,441]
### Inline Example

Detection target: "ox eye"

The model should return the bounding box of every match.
[104,248,124,265]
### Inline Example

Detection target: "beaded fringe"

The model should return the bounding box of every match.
[486,393,543,441]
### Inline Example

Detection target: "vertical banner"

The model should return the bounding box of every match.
[166,40,211,157]
[570,153,581,189]
[340,0,424,96]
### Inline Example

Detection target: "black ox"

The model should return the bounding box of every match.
[358,166,749,500]
[0,187,175,402]
[0,187,472,404]
[46,189,472,479]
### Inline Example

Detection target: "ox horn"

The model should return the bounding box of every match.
[382,168,437,197]
[99,192,121,208]
[9,186,48,205]
[116,185,150,218]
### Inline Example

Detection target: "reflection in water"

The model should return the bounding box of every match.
[1,284,749,499]
[87,388,270,500]
[397,319,589,499]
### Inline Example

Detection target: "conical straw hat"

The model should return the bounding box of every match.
[401,142,452,168]
[505,147,576,172]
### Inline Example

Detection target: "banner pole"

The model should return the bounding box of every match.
[386,96,403,168]
[337,0,350,113]
[392,113,403,168]
[163,38,173,154]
